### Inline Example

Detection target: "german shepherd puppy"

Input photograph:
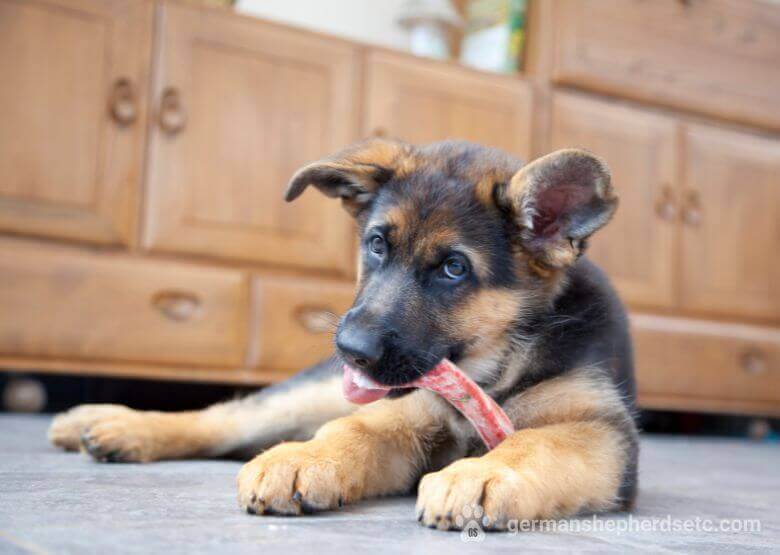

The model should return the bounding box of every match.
[48,139,638,530]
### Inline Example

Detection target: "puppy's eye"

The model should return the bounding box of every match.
[368,234,386,256]
[442,257,468,280]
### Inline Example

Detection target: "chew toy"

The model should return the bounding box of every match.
[343,359,514,449]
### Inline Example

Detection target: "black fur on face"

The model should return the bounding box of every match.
[286,139,616,386]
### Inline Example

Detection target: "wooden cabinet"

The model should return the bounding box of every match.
[0,238,248,367]
[552,0,780,131]
[0,0,777,414]
[550,93,678,309]
[679,125,780,323]
[143,2,358,274]
[0,0,153,245]
[364,51,533,160]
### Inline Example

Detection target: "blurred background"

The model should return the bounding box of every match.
[0,0,778,439]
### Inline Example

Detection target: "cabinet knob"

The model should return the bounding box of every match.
[740,349,767,376]
[370,127,388,138]
[295,306,337,334]
[159,87,187,135]
[108,78,137,126]
[152,291,201,321]
[655,186,678,221]
[682,190,702,227]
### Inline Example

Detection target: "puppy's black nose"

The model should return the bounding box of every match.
[337,328,383,369]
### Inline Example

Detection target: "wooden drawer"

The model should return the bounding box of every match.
[0,239,248,367]
[249,275,355,372]
[552,0,780,130]
[632,314,780,407]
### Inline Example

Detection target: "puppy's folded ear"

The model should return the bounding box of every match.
[497,149,617,270]
[284,138,413,217]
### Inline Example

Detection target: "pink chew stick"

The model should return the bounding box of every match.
[343,359,514,450]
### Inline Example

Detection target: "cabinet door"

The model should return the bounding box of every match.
[550,93,678,308]
[0,0,153,244]
[144,4,359,274]
[680,125,780,322]
[364,51,533,160]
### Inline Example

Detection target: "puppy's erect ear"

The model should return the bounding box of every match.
[497,149,617,270]
[284,138,413,217]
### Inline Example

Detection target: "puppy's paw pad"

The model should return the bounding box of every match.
[78,413,154,463]
[238,442,352,517]
[48,404,132,452]
[416,458,520,531]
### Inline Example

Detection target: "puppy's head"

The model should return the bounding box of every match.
[286,139,616,397]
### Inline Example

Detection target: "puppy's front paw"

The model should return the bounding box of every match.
[416,457,534,531]
[79,410,161,463]
[237,441,357,516]
[48,404,133,452]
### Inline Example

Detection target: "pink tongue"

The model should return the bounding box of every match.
[342,364,390,404]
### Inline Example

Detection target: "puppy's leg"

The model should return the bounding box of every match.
[238,390,458,516]
[49,358,357,462]
[416,367,638,530]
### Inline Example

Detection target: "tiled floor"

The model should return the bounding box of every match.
[0,414,777,554]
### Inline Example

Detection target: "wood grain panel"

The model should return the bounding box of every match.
[551,92,679,309]
[552,0,780,130]
[364,50,533,160]
[680,125,780,322]
[632,314,780,406]
[249,275,354,371]
[0,238,248,366]
[144,3,359,274]
[0,0,153,244]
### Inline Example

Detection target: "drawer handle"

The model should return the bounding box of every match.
[108,78,137,126]
[296,307,337,334]
[740,349,767,376]
[152,291,201,321]
[655,185,677,222]
[159,87,187,135]
[682,190,702,227]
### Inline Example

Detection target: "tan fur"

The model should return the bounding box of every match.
[49,404,134,452]
[229,375,356,446]
[504,366,630,429]
[417,368,631,529]
[414,228,461,261]
[50,404,239,462]
[450,289,524,360]
[473,165,516,207]
[285,138,419,215]
[382,202,419,252]
[417,421,625,530]
[346,138,418,179]
[49,375,357,463]
[237,390,452,515]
